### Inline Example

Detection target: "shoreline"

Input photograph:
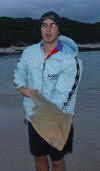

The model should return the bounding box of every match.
[0,46,25,55]
[78,43,100,51]
[0,43,100,55]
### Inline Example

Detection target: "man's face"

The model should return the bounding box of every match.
[41,19,60,44]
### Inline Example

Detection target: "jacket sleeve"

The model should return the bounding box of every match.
[13,49,28,89]
[50,56,81,109]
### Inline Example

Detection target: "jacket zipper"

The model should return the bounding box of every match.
[43,60,46,70]
[41,59,46,93]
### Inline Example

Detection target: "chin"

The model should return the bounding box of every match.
[44,38,57,44]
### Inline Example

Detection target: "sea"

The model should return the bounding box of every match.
[0,50,100,94]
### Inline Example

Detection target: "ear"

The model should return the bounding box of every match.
[58,31,60,36]
[58,28,60,35]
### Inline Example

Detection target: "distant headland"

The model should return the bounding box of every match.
[0,16,100,53]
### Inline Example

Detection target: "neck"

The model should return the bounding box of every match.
[43,40,59,57]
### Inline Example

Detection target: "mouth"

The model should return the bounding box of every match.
[45,34,52,39]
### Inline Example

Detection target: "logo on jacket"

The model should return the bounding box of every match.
[48,74,58,80]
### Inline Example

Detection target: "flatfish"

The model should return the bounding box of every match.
[30,91,72,151]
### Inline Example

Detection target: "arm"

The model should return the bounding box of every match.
[13,49,28,89]
[13,48,38,97]
[51,57,81,107]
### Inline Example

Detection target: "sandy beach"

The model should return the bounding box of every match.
[0,89,100,171]
[0,42,100,54]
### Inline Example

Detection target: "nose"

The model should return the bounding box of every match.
[46,25,51,32]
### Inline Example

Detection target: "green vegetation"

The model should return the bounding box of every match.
[0,16,100,47]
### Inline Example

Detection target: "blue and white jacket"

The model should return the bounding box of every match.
[13,35,82,121]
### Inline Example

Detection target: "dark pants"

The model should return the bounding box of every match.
[28,121,74,161]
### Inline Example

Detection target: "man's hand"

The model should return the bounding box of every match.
[19,86,38,98]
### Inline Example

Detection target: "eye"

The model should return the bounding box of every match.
[51,23,57,28]
[41,23,57,29]
[41,23,48,28]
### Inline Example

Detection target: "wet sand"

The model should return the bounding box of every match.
[0,90,100,171]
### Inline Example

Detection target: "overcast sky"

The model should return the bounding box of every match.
[0,0,100,23]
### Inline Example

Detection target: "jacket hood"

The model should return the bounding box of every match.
[59,35,78,58]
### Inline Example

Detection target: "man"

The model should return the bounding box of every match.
[14,11,82,171]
